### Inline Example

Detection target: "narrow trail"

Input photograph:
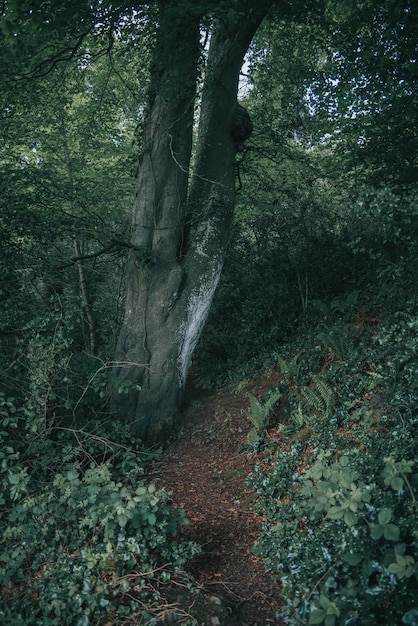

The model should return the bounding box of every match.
[155,376,284,625]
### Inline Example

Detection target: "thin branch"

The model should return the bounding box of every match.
[54,239,136,269]
[51,426,154,456]
[69,240,122,262]
[73,358,149,415]
[17,32,90,80]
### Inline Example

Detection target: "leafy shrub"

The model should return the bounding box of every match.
[194,184,418,389]
[0,231,202,624]
[246,388,282,441]
[249,286,418,625]
[0,397,199,626]
[253,444,417,625]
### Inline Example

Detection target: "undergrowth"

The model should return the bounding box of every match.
[0,398,200,625]
[248,290,418,625]
[192,183,418,624]
[2,182,417,624]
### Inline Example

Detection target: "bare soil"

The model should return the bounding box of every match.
[154,372,285,625]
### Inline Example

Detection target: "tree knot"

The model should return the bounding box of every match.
[230,104,253,151]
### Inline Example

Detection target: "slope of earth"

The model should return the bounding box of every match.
[154,372,285,625]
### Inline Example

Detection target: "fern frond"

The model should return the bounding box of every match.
[247,394,265,430]
[278,378,334,442]
[247,389,281,431]
[264,389,282,415]
[276,352,302,383]
[279,403,306,436]
[278,403,315,442]
[234,378,249,394]
[301,376,334,419]
[318,325,352,360]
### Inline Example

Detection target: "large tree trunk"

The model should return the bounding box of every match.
[111,2,272,442]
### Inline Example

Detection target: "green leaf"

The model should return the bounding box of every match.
[309,608,327,624]
[117,514,128,528]
[401,609,418,624]
[378,507,393,525]
[389,476,404,491]
[344,509,357,526]
[388,554,415,579]
[370,524,384,540]
[327,506,344,520]
[384,524,400,541]
[343,552,363,566]
[395,543,407,556]
[147,512,157,525]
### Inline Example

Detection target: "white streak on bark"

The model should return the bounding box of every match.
[195,219,216,258]
[178,262,222,384]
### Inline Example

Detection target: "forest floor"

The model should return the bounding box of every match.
[153,371,285,625]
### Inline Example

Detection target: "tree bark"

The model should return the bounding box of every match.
[111,2,272,442]
[62,118,97,354]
